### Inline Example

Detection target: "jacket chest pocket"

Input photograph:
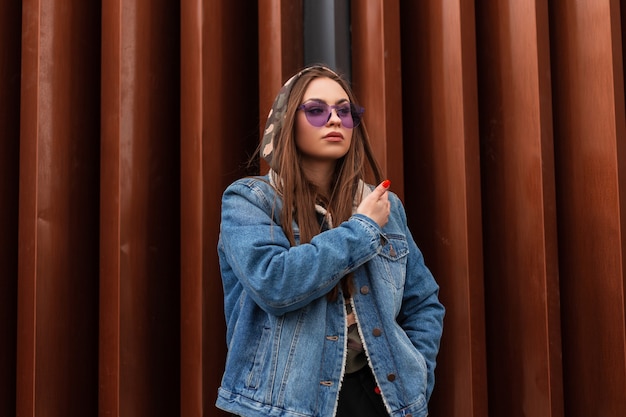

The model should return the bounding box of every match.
[377,234,409,289]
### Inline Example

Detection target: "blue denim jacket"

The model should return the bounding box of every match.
[216,176,444,417]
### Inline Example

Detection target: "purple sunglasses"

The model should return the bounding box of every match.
[297,101,365,128]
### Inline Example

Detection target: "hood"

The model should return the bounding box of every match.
[261,65,340,171]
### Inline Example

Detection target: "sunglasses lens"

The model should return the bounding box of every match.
[302,104,330,127]
[335,105,354,128]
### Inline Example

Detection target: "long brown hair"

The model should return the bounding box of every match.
[261,67,383,298]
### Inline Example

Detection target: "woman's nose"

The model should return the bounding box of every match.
[327,108,342,125]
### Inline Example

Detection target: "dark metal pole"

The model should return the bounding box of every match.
[303,0,351,81]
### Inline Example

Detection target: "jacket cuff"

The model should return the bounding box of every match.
[349,214,384,252]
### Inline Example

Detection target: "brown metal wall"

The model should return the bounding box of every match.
[17,1,101,416]
[1,1,625,416]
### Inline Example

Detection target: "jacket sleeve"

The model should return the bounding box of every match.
[218,179,384,316]
[393,196,445,401]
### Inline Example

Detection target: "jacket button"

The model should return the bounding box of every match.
[360,285,369,295]
[372,328,382,337]
[387,373,396,382]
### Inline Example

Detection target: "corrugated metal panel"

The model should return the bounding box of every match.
[401,1,489,416]
[99,0,181,415]
[475,0,563,415]
[17,1,101,415]
[550,0,626,415]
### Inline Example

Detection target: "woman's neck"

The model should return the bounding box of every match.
[301,161,335,195]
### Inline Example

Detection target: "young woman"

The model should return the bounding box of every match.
[216,66,444,417]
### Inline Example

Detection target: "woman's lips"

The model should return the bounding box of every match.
[323,132,344,141]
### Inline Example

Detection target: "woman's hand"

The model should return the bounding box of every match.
[356,180,391,228]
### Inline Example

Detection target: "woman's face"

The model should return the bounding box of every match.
[295,77,354,168]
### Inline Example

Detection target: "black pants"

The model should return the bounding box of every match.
[336,366,389,417]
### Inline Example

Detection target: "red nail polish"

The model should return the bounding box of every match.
[374,386,381,395]
[382,179,391,188]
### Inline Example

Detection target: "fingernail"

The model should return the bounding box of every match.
[382,179,391,188]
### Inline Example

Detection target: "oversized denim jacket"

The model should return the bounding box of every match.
[216,176,444,417]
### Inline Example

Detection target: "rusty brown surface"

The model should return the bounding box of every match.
[17,0,101,416]
[475,0,564,416]
[401,1,489,416]
[100,0,181,415]
[550,0,626,416]
[351,0,405,197]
